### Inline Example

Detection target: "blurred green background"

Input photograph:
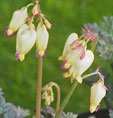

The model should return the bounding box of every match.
[0,0,113,116]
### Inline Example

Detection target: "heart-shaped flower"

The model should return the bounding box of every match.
[90,79,107,113]
[16,23,36,61]
[5,6,29,38]
[60,33,94,83]
[36,23,49,58]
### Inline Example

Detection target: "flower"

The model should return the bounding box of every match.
[90,79,107,113]
[42,86,54,106]
[60,33,94,83]
[16,24,36,61]
[5,6,28,38]
[36,23,49,58]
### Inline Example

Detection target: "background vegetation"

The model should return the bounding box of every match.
[0,0,113,116]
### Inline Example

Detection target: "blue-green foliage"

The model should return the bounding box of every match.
[0,88,30,118]
[84,16,113,61]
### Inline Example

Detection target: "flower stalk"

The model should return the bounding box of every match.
[51,82,61,112]
[82,71,100,79]
[55,80,78,118]
[36,58,43,118]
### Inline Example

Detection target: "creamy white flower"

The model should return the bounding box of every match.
[16,24,36,61]
[36,24,49,57]
[5,6,28,37]
[90,80,106,113]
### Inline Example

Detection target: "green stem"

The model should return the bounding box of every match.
[82,72,100,79]
[55,80,78,118]
[36,58,43,118]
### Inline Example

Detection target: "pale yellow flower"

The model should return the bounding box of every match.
[42,86,54,106]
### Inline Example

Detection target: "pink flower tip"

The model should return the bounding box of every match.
[82,27,98,45]
[4,26,16,38]
[35,50,46,58]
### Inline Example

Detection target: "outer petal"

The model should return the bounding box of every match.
[5,6,28,38]
[16,24,36,61]
[36,24,49,57]
[59,33,78,60]
[76,50,94,75]
[9,7,28,31]
[90,81,106,113]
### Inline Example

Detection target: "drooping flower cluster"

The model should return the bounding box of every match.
[42,83,54,106]
[59,31,96,83]
[5,1,51,61]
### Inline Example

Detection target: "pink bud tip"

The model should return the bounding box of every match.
[35,50,46,58]
[61,60,71,71]
[4,26,16,38]
[95,68,99,72]
[95,104,100,112]
[82,27,98,45]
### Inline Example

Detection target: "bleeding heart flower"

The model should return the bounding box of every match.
[16,23,36,61]
[4,5,29,38]
[36,23,49,58]
[90,79,107,113]
[60,33,94,83]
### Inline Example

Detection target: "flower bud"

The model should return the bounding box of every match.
[16,24,36,61]
[42,86,54,106]
[44,19,52,29]
[5,6,28,38]
[90,80,107,113]
[36,24,49,57]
